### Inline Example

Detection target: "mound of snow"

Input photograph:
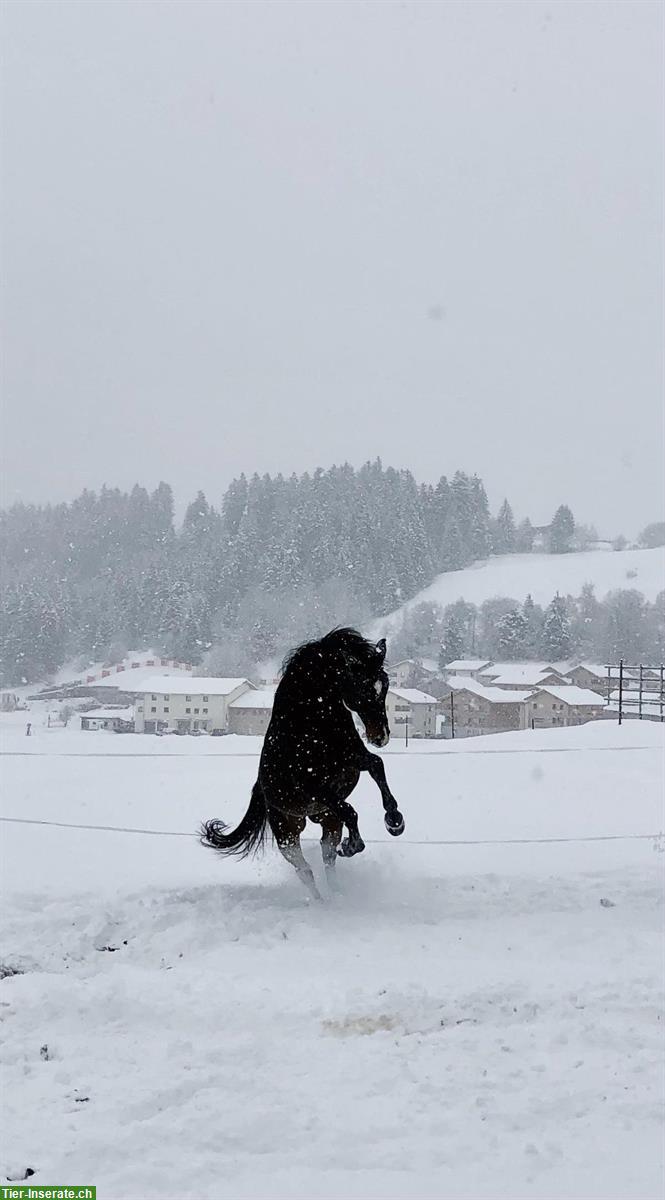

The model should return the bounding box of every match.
[375,547,665,634]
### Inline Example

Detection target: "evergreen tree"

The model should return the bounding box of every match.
[496,608,528,659]
[597,589,650,663]
[541,593,571,659]
[441,610,467,665]
[515,517,535,553]
[441,513,465,571]
[548,505,575,554]
[477,596,522,659]
[522,593,544,658]
[493,499,516,555]
[469,476,491,560]
[570,582,600,660]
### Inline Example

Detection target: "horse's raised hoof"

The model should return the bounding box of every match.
[385,811,405,837]
[337,836,365,858]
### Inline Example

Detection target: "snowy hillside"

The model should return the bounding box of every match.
[1,717,663,1198]
[375,546,665,635]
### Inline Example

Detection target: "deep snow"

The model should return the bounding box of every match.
[1,718,663,1199]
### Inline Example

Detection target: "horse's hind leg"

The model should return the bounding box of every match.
[319,814,343,890]
[271,810,322,901]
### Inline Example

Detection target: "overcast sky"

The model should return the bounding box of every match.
[1,0,662,536]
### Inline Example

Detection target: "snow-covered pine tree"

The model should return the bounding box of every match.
[515,517,535,553]
[522,593,544,658]
[548,505,575,554]
[496,607,528,659]
[493,499,516,555]
[541,593,572,659]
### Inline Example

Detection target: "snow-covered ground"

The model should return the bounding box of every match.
[1,717,663,1199]
[375,546,665,635]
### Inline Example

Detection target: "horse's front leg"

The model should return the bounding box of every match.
[326,794,365,858]
[362,752,405,836]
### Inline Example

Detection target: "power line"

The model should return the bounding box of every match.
[1,814,662,848]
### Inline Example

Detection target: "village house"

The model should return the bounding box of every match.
[443,678,531,736]
[227,687,276,736]
[478,664,570,691]
[385,687,438,738]
[387,659,441,689]
[522,686,607,729]
[80,707,134,732]
[132,676,253,734]
[566,663,640,696]
[387,660,419,687]
[443,659,493,680]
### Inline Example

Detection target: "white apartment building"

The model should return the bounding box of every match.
[133,676,252,734]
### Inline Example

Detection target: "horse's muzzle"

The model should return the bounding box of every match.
[366,725,390,748]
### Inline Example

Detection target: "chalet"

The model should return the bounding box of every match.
[522,686,606,729]
[566,663,639,697]
[443,678,530,736]
[227,687,276,736]
[132,676,253,734]
[387,660,419,687]
[443,659,493,680]
[479,664,570,691]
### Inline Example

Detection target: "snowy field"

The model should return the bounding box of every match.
[376,546,665,635]
[1,718,664,1199]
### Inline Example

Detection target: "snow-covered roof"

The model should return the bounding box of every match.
[128,676,251,696]
[571,663,637,680]
[481,661,552,675]
[80,707,134,721]
[229,688,276,710]
[390,687,438,705]
[445,659,492,671]
[447,677,531,704]
[530,686,605,706]
[484,667,569,687]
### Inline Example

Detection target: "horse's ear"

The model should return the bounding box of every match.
[376,638,386,662]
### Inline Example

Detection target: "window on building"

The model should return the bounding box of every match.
[164,707,169,714]
[164,695,170,701]
[151,707,156,713]
[194,708,199,714]
[203,695,209,702]
[151,694,157,701]
[138,706,143,713]
[203,707,208,714]
[185,695,192,702]
[186,707,191,714]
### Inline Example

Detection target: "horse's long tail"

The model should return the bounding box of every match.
[200,780,269,859]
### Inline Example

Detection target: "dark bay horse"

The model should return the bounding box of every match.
[200,628,405,899]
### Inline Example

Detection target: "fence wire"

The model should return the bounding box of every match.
[1,813,663,849]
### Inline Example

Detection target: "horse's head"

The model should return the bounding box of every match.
[336,631,390,748]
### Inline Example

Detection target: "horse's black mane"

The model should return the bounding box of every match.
[281,627,378,679]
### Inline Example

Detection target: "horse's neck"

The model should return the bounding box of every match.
[280,666,342,709]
